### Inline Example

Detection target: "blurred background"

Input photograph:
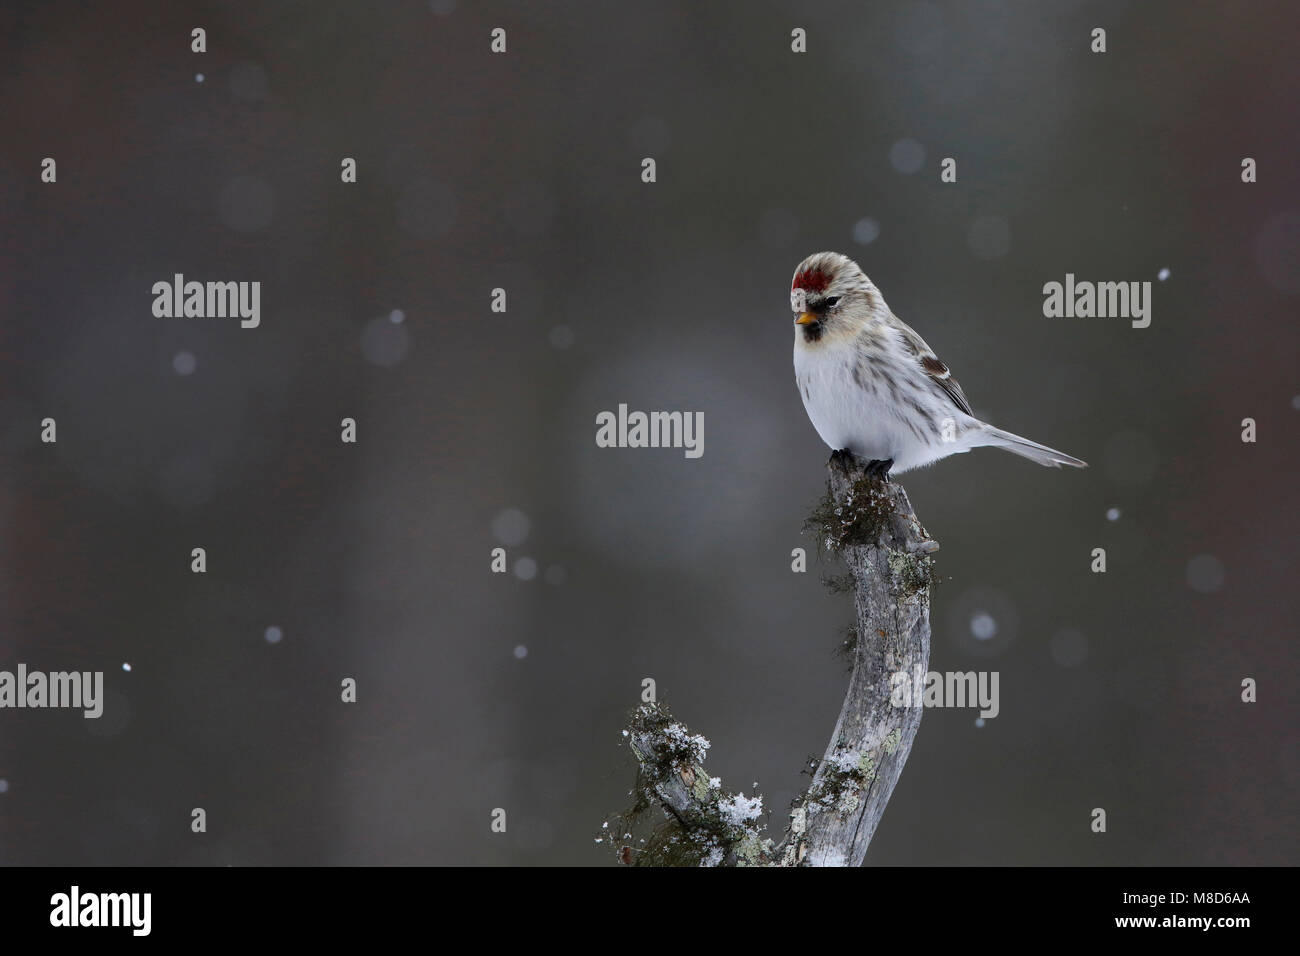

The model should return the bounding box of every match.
[1,0,1296,865]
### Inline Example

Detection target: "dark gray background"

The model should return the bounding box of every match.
[1,0,1296,865]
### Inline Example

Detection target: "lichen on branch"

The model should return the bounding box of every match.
[607,454,937,867]
[603,702,771,867]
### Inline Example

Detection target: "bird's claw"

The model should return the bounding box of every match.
[829,450,893,482]
[864,458,894,481]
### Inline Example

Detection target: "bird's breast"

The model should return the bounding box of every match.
[795,342,876,453]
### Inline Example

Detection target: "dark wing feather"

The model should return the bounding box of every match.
[893,318,974,416]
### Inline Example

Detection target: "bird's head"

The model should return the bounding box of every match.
[790,252,886,344]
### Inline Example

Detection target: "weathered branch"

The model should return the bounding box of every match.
[608,454,936,866]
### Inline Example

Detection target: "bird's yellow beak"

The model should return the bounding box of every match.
[795,312,818,326]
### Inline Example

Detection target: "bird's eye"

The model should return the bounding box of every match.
[824,296,841,308]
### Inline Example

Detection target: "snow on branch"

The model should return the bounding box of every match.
[606,453,937,866]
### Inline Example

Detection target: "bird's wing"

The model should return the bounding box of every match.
[891,316,974,416]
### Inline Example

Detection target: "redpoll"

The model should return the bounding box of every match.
[791,251,1087,476]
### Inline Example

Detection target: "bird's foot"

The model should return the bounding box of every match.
[864,458,894,481]
[830,450,893,482]
[829,448,857,471]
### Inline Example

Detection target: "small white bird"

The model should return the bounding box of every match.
[791,251,1086,477]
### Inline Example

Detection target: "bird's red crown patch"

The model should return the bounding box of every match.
[792,268,832,293]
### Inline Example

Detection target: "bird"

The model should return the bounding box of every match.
[790,251,1086,478]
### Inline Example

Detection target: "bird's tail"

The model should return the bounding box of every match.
[978,426,1087,469]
